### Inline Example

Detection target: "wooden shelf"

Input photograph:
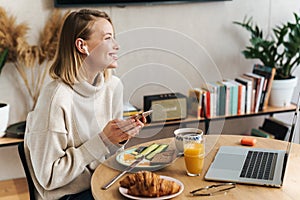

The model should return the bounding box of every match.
[207,104,296,120]
[144,104,297,133]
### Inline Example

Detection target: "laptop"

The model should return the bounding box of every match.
[205,92,300,187]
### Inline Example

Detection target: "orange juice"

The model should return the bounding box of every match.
[184,143,204,176]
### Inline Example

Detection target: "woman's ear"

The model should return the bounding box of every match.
[75,38,89,55]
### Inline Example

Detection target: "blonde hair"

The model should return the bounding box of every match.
[49,9,113,86]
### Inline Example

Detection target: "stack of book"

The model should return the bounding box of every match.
[187,88,207,118]
[186,65,275,118]
[251,128,275,139]
[123,102,141,118]
[235,64,276,113]
[251,117,290,140]
[188,77,250,118]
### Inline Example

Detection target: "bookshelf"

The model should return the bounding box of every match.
[0,104,297,147]
[143,104,297,134]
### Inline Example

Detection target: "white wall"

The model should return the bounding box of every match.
[0,0,299,180]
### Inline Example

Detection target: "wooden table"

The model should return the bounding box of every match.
[0,136,23,147]
[91,135,300,200]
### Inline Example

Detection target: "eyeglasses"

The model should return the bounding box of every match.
[190,182,236,196]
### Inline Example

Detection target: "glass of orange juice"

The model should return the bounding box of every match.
[183,133,204,176]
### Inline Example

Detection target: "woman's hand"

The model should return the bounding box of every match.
[102,117,144,145]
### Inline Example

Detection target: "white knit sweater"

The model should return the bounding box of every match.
[24,74,124,200]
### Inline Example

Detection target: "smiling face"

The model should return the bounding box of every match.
[83,18,120,79]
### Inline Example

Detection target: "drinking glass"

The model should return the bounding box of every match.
[183,133,204,176]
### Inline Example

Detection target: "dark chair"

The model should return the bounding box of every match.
[18,142,36,200]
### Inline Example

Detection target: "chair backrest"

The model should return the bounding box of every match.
[18,142,36,200]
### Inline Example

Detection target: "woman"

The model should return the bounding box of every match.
[24,9,144,200]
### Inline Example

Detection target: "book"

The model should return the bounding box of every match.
[231,80,246,115]
[206,82,219,117]
[216,82,226,116]
[205,82,218,117]
[123,102,141,117]
[200,90,207,118]
[235,76,253,114]
[188,88,203,118]
[260,117,290,140]
[223,80,238,115]
[228,81,238,115]
[241,75,256,112]
[244,72,265,113]
[252,64,276,110]
[200,88,211,118]
[221,81,231,115]
[251,128,275,138]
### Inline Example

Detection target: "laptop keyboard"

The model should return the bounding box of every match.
[240,151,278,180]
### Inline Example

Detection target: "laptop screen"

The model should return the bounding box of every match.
[285,92,300,154]
[281,92,300,182]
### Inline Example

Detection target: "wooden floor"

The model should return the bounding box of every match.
[0,178,29,200]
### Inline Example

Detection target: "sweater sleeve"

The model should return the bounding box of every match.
[101,77,126,156]
[25,104,110,190]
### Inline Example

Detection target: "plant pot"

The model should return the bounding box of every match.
[0,103,10,137]
[269,77,298,107]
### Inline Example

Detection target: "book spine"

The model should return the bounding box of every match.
[222,82,231,115]
[258,78,268,111]
[251,89,256,112]
[231,83,238,115]
[207,82,218,117]
[252,64,276,110]
[236,83,242,115]
[188,89,202,118]
[239,84,246,115]
[256,76,265,112]
[206,90,211,118]
[200,91,207,118]
[123,111,141,117]
[244,73,265,113]
[235,77,252,114]
[210,87,216,117]
[217,82,226,116]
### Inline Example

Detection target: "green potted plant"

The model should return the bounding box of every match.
[234,13,300,107]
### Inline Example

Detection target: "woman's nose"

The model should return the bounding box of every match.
[113,38,120,50]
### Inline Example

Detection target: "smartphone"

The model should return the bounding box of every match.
[134,110,153,120]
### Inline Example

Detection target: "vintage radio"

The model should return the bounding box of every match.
[143,93,187,122]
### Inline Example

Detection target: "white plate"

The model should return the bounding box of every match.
[119,175,184,200]
[116,148,162,169]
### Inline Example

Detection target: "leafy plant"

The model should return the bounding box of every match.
[234,13,300,79]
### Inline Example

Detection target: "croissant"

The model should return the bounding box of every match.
[119,171,181,197]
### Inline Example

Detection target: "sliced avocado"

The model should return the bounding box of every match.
[135,143,160,159]
[146,144,169,160]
